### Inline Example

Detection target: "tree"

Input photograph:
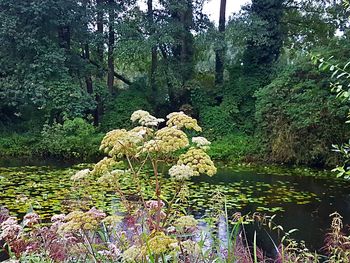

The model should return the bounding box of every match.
[242,0,284,75]
[96,0,105,66]
[107,0,115,94]
[147,0,158,101]
[150,0,209,110]
[215,0,227,86]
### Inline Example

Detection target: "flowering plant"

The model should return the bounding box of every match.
[71,110,216,227]
[17,110,214,262]
[0,111,220,262]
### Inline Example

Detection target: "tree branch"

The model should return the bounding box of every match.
[87,58,132,86]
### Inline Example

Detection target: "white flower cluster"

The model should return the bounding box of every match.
[166,111,184,120]
[97,169,126,184]
[70,169,90,181]
[166,111,202,131]
[131,110,164,127]
[192,136,211,149]
[130,126,153,137]
[142,127,189,153]
[168,164,194,180]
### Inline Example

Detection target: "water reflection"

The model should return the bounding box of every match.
[0,164,350,251]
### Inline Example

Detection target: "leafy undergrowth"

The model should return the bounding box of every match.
[208,133,262,162]
[0,118,103,161]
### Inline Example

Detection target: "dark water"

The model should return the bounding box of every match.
[0,160,349,253]
[194,169,350,252]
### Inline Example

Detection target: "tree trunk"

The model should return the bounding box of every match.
[179,0,194,84]
[147,0,158,101]
[96,0,104,65]
[84,43,99,125]
[215,0,226,86]
[107,0,115,94]
[58,26,70,50]
[81,0,99,125]
[96,0,104,123]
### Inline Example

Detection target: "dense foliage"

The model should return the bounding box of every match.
[2,1,350,262]
[1,111,350,262]
[255,56,349,166]
[0,0,349,166]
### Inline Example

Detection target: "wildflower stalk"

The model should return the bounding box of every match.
[161,183,182,227]
[241,222,254,263]
[151,158,162,231]
[253,231,258,263]
[126,154,147,208]
[80,230,98,263]
[115,183,132,212]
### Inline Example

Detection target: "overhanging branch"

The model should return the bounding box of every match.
[87,58,132,86]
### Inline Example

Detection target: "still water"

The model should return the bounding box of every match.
[0,159,349,252]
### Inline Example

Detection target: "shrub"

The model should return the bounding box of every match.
[198,105,236,140]
[39,117,103,159]
[0,132,39,157]
[209,133,262,162]
[100,90,152,132]
[255,57,350,166]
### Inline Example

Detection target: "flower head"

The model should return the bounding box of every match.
[173,215,197,232]
[97,169,126,185]
[58,207,106,234]
[0,217,22,241]
[146,232,177,255]
[131,110,164,127]
[145,200,165,210]
[102,215,123,226]
[181,240,201,255]
[166,111,202,132]
[178,148,217,176]
[114,132,144,157]
[192,136,211,150]
[147,127,189,153]
[122,245,142,262]
[130,126,154,137]
[51,214,66,223]
[99,129,128,155]
[23,212,40,227]
[71,169,90,181]
[168,164,194,181]
[91,157,121,176]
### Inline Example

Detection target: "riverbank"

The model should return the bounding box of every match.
[0,135,339,181]
[0,124,343,182]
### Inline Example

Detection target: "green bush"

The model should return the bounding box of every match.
[208,133,261,162]
[198,105,236,140]
[39,118,103,159]
[255,56,350,166]
[100,90,152,132]
[0,132,39,157]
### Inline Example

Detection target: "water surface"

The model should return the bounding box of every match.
[0,162,349,252]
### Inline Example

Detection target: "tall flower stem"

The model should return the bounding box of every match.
[162,183,181,227]
[126,154,147,208]
[151,159,161,231]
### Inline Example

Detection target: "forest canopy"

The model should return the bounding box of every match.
[0,0,349,166]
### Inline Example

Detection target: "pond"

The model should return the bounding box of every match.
[0,160,349,253]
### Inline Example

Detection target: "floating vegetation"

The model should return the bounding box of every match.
[1,164,346,222]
